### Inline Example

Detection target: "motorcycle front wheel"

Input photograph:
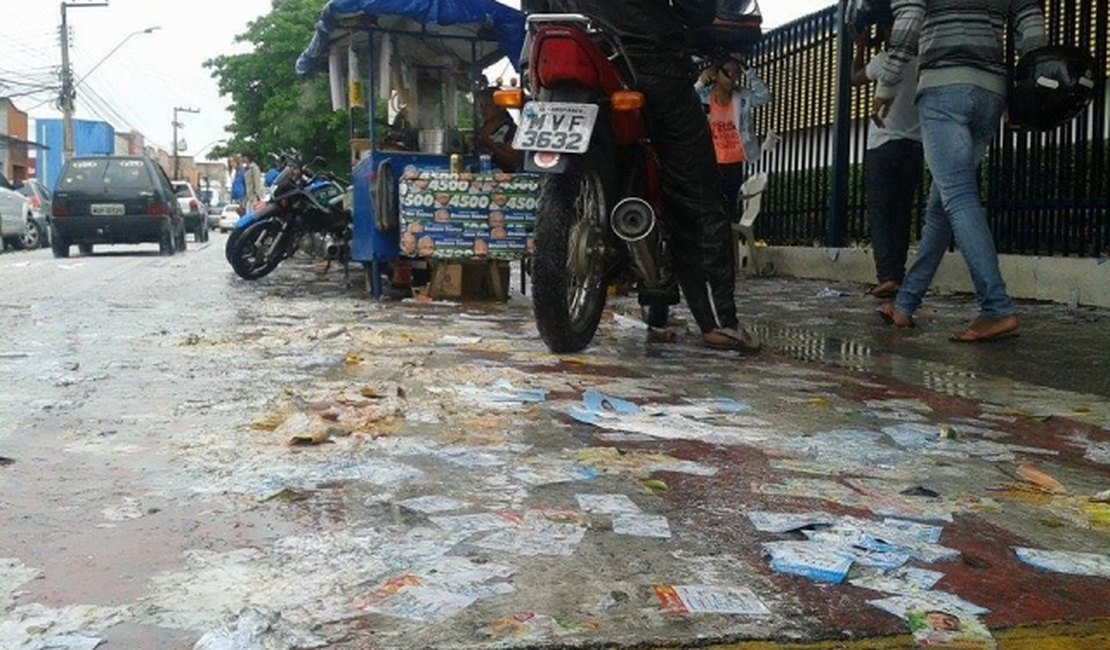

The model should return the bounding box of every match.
[532,161,609,353]
[225,228,243,264]
[229,219,288,280]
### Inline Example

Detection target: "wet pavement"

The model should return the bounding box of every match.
[0,237,1107,649]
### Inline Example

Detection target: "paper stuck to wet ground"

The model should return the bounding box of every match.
[762,541,854,583]
[870,594,995,649]
[369,584,478,622]
[1012,547,1110,578]
[567,391,775,446]
[906,608,996,649]
[398,495,470,514]
[429,513,516,535]
[472,512,587,557]
[449,378,548,409]
[746,511,837,534]
[849,566,945,595]
[869,591,990,619]
[575,493,641,515]
[612,513,672,538]
[0,603,129,650]
[653,585,770,616]
[1,558,43,610]
[193,607,327,650]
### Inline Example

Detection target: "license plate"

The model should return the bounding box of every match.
[90,204,125,216]
[513,102,599,154]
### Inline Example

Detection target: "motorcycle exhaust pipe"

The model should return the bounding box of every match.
[610,197,663,288]
[324,235,348,260]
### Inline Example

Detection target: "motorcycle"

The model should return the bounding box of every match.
[227,152,352,282]
[513,11,760,353]
[224,150,303,265]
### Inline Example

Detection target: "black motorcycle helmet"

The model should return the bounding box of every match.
[689,0,763,55]
[1009,45,1101,132]
[845,0,894,31]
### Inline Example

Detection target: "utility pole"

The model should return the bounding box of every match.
[59,1,109,162]
[172,106,200,180]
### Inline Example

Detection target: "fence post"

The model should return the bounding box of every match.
[827,0,853,247]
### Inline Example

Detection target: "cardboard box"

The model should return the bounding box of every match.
[429,261,511,301]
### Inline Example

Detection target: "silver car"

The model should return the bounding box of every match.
[16,179,51,249]
[0,172,33,251]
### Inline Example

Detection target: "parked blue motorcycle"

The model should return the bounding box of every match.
[226,151,351,282]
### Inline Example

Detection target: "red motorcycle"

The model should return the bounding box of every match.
[498,10,760,353]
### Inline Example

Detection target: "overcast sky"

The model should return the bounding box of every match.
[0,0,829,160]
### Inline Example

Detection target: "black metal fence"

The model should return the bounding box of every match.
[747,0,1109,257]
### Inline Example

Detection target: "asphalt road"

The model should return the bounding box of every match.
[1,237,1107,649]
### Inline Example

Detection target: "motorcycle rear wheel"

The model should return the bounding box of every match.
[230,219,286,280]
[532,162,609,353]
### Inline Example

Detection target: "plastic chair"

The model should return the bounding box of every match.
[734,171,768,276]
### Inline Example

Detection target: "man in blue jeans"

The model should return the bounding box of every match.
[874,0,1045,342]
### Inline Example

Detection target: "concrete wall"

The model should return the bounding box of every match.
[758,246,1110,308]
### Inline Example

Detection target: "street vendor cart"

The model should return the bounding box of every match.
[296,0,532,300]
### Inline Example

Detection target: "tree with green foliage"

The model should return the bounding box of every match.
[204,0,357,172]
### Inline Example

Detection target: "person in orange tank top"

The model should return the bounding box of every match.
[696,57,772,223]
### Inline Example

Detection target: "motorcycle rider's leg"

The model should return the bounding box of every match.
[638,74,740,337]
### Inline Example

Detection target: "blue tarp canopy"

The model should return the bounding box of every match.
[296,0,525,76]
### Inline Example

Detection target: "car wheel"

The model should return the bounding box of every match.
[50,229,69,258]
[177,227,187,253]
[78,243,93,256]
[159,222,176,256]
[19,218,41,249]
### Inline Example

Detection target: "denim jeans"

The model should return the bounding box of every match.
[894,85,1014,320]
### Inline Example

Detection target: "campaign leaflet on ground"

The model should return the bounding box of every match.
[399,171,539,260]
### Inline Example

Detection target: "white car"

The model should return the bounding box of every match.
[0,172,33,251]
[217,204,242,232]
[171,181,210,243]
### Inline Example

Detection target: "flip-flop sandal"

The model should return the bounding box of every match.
[703,328,762,354]
[878,303,914,328]
[647,327,679,344]
[949,327,1020,343]
[868,282,900,299]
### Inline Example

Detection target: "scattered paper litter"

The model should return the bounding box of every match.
[849,566,945,595]
[612,514,672,539]
[575,493,641,515]
[762,541,853,583]
[747,511,837,534]
[870,593,995,649]
[473,512,587,557]
[1015,464,1067,494]
[100,497,146,523]
[192,607,326,649]
[1,557,43,610]
[397,495,470,514]
[437,335,483,346]
[452,379,547,409]
[869,591,990,618]
[611,313,648,330]
[369,585,477,622]
[1013,547,1110,578]
[0,604,129,650]
[31,634,105,650]
[906,609,996,649]
[653,584,770,615]
[429,513,516,535]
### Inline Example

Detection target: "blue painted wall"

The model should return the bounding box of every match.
[35,119,116,192]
